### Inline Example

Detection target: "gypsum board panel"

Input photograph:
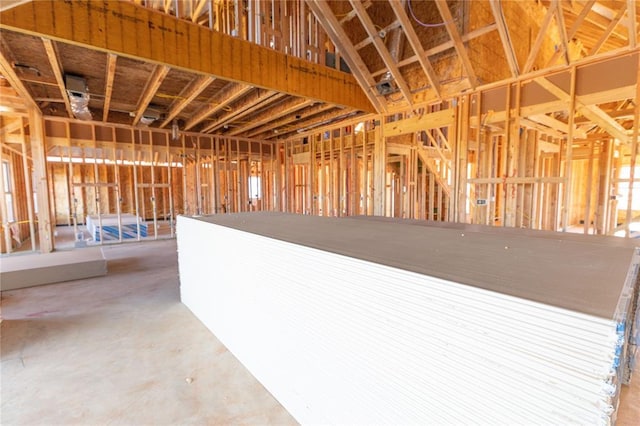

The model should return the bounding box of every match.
[349,215,640,249]
[179,218,624,424]
[189,212,636,319]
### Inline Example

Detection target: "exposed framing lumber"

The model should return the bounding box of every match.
[532,77,629,142]
[546,0,596,67]
[489,0,519,77]
[41,38,73,118]
[434,0,478,88]
[0,44,38,110]
[553,0,570,66]
[371,23,498,80]
[349,0,413,106]
[383,109,456,138]
[560,66,576,231]
[227,98,314,136]
[184,83,252,130]
[305,0,386,113]
[0,0,374,112]
[523,3,556,74]
[102,53,117,122]
[628,0,637,48]
[132,64,170,126]
[589,6,627,56]
[528,114,587,139]
[247,103,335,139]
[201,91,287,134]
[159,74,214,128]
[387,0,441,99]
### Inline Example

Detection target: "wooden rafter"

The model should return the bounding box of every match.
[535,77,629,142]
[349,0,413,106]
[387,1,441,100]
[102,53,117,122]
[546,0,596,67]
[227,98,314,136]
[628,0,637,48]
[132,64,170,126]
[489,0,519,77]
[41,38,73,118]
[184,84,252,130]
[589,6,627,55]
[523,2,555,74]
[266,108,354,140]
[371,23,497,80]
[553,0,570,66]
[434,0,478,88]
[305,0,387,113]
[1,48,38,111]
[201,91,286,134]
[159,74,214,128]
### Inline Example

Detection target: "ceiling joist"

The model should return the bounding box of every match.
[0,0,374,113]
[102,53,117,122]
[41,38,73,118]
[227,98,314,136]
[202,91,286,134]
[590,7,627,56]
[184,84,253,131]
[159,74,215,128]
[132,64,170,126]
[0,41,38,110]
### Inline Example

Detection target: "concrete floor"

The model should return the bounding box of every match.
[1,238,639,424]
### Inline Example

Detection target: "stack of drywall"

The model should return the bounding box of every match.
[178,212,639,425]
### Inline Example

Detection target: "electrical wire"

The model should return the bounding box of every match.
[407,0,455,28]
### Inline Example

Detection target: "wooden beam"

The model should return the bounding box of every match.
[382,109,456,138]
[546,0,596,67]
[247,102,334,139]
[159,74,214,128]
[41,38,73,118]
[489,0,519,77]
[184,83,252,130]
[201,91,286,133]
[102,53,117,122]
[434,0,478,88]
[528,114,587,139]
[553,0,570,66]
[534,77,629,142]
[349,0,413,106]
[0,0,374,113]
[28,107,54,252]
[628,0,637,48]
[132,64,170,126]
[523,3,556,74]
[305,0,386,113]
[387,1,441,99]
[227,98,314,136]
[0,44,38,110]
[589,6,627,56]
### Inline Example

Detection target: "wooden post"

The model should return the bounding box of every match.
[373,119,385,216]
[19,118,37,251]
[561,66,577,231]
[28,108,54,252]
[625,58,640,237]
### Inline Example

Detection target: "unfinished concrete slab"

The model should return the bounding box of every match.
[0,248,107,291]
[0,239,296,425]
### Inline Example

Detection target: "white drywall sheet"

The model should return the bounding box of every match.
[178,213,639,424]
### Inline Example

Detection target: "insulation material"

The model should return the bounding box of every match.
[177,212,640,424]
